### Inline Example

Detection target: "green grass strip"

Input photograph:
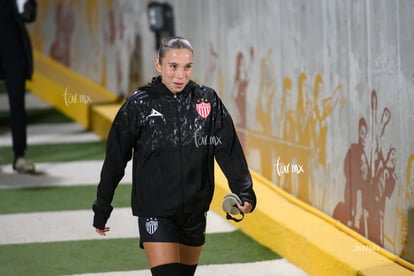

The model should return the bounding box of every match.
[0,231,279,275]
[202,231,279,264]
[0,238,147,275]
[0,185,130,214]
[0,108,72,126]
[0,141,106,164]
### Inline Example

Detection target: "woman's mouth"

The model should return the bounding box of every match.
[174,82,184,87]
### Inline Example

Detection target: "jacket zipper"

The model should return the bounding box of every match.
[174,94,185,213]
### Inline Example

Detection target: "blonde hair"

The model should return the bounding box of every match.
[157,36,193,63]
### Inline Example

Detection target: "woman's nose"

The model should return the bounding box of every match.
[176,68,184,78]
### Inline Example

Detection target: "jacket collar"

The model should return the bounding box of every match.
[139,76,196,97]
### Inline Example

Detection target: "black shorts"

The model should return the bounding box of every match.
[138,212,207,249]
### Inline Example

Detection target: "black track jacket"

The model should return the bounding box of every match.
[93,76,256,229]
[0,0,36,80]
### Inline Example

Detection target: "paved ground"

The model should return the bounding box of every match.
[0,92,308,275]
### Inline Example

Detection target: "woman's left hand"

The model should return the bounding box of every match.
[237,201,253,214]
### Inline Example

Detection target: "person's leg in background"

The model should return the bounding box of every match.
[1,40,35,173]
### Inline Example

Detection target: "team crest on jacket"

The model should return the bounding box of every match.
[196,98,211,118]
[145,218,158,235]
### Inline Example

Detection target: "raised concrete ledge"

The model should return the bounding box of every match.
[210,165,414,275]
[90,104,122,140]
[26,50,119,129]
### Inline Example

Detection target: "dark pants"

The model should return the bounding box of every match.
[0,30,28,159]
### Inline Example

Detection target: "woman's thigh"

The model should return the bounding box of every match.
[144,242,179,268]
[179,244,202,265]
[143,242,202,267]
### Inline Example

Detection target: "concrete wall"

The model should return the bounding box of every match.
[28,0,414,261]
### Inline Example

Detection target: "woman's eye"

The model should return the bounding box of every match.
[170,64,177,70]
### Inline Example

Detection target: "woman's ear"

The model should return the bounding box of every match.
[155,59,162,73]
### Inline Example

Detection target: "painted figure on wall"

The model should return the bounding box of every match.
[303,75,343,166]
[400,155,414,262]
[50,1,74,66]
[273,73,344,203]
[333,117,368,235]
[256,48,276,135]
[232,47,254,147]
[333,90,397,247]
[205,42,225,98]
